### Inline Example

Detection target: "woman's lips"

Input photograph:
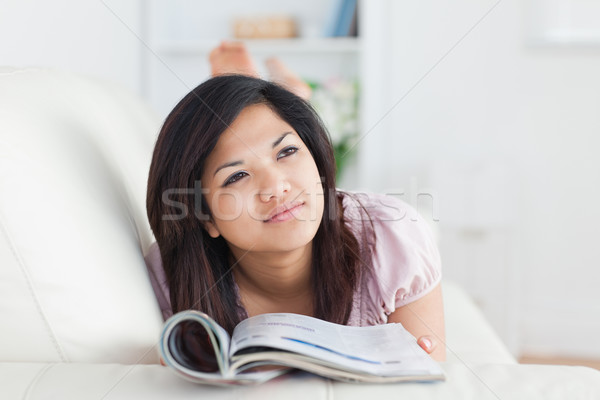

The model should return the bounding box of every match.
[264,202,305,223]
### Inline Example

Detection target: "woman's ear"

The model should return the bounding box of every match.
[204,220,221,238]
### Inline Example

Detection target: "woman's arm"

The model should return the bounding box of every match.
[387,283,446,361]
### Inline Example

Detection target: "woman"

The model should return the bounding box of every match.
[145,43,445,361]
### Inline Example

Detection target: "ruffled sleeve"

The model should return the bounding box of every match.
[344,192,442,325]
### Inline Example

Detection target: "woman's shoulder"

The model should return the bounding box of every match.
[144,242,173,320]
[341,190,442,325]
[341,190,436,241]
[341,191,418,224]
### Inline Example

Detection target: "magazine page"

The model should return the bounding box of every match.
[160,311,289,384]
[230,313,443,378]
[160,311,231,374]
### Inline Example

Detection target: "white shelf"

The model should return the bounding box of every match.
[155,37,361,56]
[527,33,600,47]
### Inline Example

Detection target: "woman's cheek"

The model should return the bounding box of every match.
[208,189,245,222]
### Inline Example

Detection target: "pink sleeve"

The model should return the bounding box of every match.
[144,242,173,320]
[357,193,442,318]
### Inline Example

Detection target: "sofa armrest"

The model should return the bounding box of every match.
[2,362,599,399]
[442,281,516,364]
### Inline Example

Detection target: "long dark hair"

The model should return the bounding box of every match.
[147,75,362,333]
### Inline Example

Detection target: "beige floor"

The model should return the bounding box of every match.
[519,355,600,370]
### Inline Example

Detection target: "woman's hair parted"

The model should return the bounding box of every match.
[147,75,363,333]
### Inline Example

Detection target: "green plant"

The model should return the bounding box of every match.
[307,78,359,181]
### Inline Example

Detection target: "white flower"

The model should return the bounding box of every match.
[310,77,359,146]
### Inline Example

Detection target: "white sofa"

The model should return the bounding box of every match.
[0,67,599,399]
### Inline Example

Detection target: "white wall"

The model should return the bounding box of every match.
[363,0,600,358]
[0,0,143,95]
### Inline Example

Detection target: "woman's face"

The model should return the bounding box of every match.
[201,104,325,255]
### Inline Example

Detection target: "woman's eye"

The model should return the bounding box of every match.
[277,146,299,160]
[224,171,248,186]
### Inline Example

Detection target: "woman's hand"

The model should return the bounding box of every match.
[387,284,446,361]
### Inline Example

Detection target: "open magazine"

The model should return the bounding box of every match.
[159,310,445,385]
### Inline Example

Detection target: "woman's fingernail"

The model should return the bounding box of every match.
[422,338,432,350]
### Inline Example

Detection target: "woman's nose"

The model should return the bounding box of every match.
[258,168,290,203]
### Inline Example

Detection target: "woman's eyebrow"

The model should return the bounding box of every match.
[272,132,292,148]
[213,160,243,177]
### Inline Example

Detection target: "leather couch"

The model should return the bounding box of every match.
[1,67,599,399]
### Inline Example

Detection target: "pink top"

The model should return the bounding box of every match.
[144,192,442,326]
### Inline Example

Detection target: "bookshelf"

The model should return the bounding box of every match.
[141,0,383,189]
[142,0,362,114]
[154,38,361,56]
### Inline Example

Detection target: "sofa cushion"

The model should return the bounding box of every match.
[0,68,163,363]
[1,362,599,399]
[443,282,516,364]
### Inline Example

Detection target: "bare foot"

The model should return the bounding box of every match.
[209,41,259,77]
[265,58,312,100]
[209,41,311,100]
